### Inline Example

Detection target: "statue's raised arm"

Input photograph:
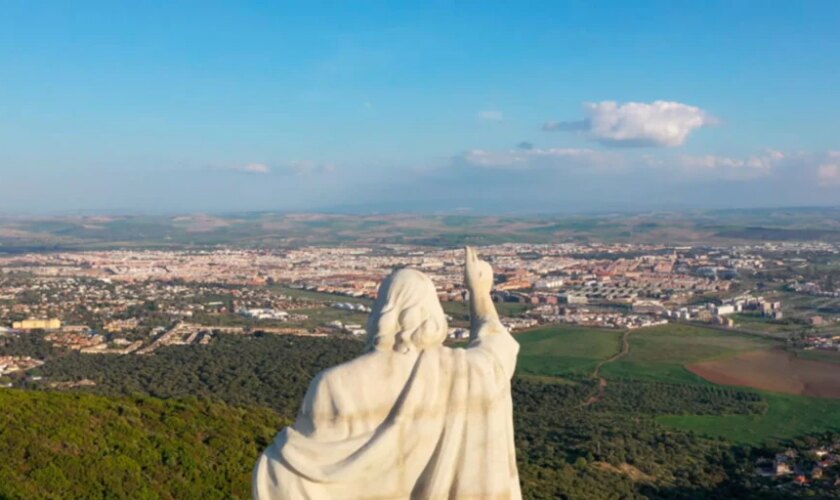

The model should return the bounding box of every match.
[465,246,519,379]
[465,246,503,338]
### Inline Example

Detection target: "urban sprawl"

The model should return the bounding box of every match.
[1,242,839,379]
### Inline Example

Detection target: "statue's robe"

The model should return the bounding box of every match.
[253,325,520,499]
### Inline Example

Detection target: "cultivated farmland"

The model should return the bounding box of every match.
[688,348,840,398]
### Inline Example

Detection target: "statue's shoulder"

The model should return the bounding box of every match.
[300,357,367,420]
[302,351,399,418]
[312,350,380,391]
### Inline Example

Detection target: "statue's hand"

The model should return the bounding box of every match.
[465,246,494,295]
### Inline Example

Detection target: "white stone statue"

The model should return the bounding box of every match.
[253,247,521,499]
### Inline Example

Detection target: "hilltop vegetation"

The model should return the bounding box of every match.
[35,334,360,415]
[0,389,283,499]
[5,325,840,498]
[1,377,767,500]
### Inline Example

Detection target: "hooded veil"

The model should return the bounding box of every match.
[253,268,521,499]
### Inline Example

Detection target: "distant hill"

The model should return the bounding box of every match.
[2,207,840,250]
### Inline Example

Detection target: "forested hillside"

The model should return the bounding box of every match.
[0,390,284,499]
[3,334,824,498]
[35,334,358,414]
[0,379,799,499]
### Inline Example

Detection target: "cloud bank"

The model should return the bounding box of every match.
[544,100,714,147]
[478,110,504,121]
[233,163,271,174]
[665,150,785,180]
[457,144,840,188]
[460,147,611,170]
[818,152,840,186]
[223,161,336,176]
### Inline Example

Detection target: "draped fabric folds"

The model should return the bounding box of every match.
[253,331,520,499]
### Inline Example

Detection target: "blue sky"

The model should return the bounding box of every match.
[1,1,839,213]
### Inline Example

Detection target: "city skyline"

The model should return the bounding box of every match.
[2,1,839,214]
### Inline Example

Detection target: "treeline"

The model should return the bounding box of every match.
[0,332,57,359]
[37,334,361,415]
[593,380,768,416]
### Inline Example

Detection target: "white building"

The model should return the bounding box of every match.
[535,278,565,289]
[240,308,289,321]
[715,304,736,316]
[560,293,588,305]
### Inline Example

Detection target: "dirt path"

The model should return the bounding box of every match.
[582,329,632,407]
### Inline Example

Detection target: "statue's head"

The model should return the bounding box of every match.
[366,268,448,353]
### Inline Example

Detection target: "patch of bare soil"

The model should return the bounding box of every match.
[687,348,840,398]
[593,462,655,483]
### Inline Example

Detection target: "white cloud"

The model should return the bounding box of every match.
[665,149,840,185]
[672,150,783,178]
[284,160,337,175]
[221,161,337,176]
[456,142,840,189]
[462,147,610,169]
[233,163,271,174]
[818,163,840,186]
[544,100,714,147]
[478,110,504,122]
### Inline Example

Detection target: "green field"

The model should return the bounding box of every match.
[270,286,373,305]
[794,348,840,365]
[600,324,779,384]
[729,313,804,334]
[658,392,840,445]
[513,323,776,382]
[603,325,840,444]
[515,322,840,445]
[515,325,623,377]
[293,307,370,330]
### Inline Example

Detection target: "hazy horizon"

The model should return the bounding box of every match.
[2,203,840,219]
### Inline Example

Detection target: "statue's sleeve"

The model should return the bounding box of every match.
[466,320,519,380]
